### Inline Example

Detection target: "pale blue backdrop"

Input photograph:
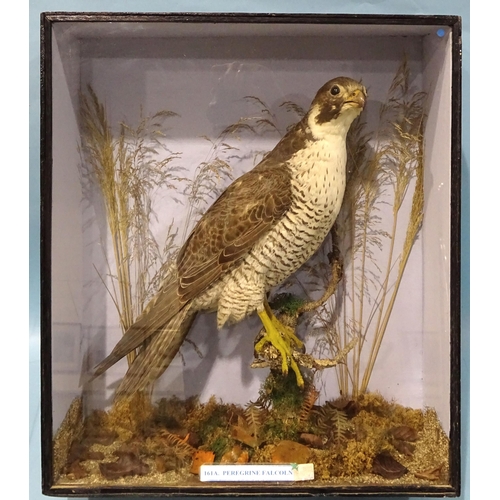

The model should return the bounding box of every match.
[29,1,470,499]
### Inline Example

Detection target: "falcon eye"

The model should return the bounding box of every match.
[330,85,340,96]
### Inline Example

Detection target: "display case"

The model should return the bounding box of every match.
[40,12,462,496]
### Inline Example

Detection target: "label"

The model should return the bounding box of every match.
[199,463,314,482]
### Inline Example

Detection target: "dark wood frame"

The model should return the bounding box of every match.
[40,12,462,497]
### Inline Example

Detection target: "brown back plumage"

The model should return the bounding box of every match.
[177,159,294,302]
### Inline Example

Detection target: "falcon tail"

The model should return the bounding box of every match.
[115,305,196,397]
[90,280,185,383]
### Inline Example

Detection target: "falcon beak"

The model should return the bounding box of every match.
[345,89,366,109]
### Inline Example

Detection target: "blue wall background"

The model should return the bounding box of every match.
[29,1,470,499]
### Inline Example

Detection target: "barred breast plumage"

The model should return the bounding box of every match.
[91,77,367,396]
[214,130,348,327]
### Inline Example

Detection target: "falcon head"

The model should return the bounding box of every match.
[308,77,367,137]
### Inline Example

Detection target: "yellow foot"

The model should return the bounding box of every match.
[255,305,304,387]
[264,299,304,351]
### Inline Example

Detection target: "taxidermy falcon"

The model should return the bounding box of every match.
[91,77,367,397]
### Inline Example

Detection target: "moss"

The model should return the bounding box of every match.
[155,395,189,428]
[391,404,425,431]
[208,433,233,461]
[356,392,394,417]
[255,371,315,442]
[312,449,343,479]
[259,371,306,413]
[340,438,378,476]
[269,293,306,316]
[262,412,300,442]
[186,397,234,443]
[106,392,154,441]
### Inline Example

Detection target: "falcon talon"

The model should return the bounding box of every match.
[91,77,366,396]
[253,326,305,387]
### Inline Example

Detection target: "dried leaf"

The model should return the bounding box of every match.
[67,442,89,464]
[64,436,104,472]
[155,455,177,473]
[389,425,419,442]
[190,450,215,475]
[85,450,105,461]
[99,452,150,480]
[299,433,325,449]
[220,445,249,464]
[392,439,415,457]
[114,441,143,457]
[271,440,311,464]
[414,464,444,481]
[67,461,88,480]
[341,400,359,419]
[231,425,260,448]
[221,445,242,464]
[231,410,262,448]
[186,431,201,448]
[372,452,408,479]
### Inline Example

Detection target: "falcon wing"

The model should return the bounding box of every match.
[91,140,296,381]
[177,160,293,302]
